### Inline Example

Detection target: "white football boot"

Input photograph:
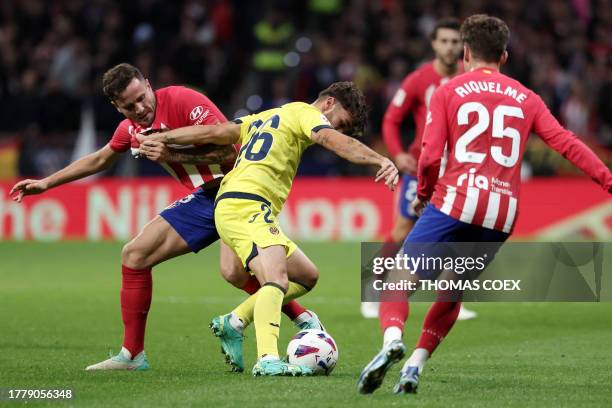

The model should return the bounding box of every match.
[85,347,149,371]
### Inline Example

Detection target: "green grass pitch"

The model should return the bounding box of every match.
[1,241,611,407]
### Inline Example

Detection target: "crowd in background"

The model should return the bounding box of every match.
[0,0,610,178]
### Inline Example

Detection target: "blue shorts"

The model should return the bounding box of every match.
[160,187,220,253]
[398,174,418,221]
[402,204,510,279]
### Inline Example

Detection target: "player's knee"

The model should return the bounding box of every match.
[302,265,319,289]
[121,240,152,270]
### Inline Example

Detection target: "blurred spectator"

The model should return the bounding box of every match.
[0,0,609,179]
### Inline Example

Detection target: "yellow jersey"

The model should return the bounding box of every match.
[217,102,333,214]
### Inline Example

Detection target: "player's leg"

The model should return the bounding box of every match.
[86,215,191,371]
[211,198,312,376]
[358,204,456,393]
[394,213,510,395]
[247,244,314,376]
[87,188,221,371]
[377,215,414,341]
[219,241,319,328]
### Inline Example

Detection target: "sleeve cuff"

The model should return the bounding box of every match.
[232,118,243,124]
[312,124,333,133]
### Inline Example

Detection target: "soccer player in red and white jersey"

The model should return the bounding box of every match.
[10,63,323,370]
[359,15,612,395]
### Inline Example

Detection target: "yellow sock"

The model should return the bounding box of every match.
[254,283,285,358]
[232,292,258,326]
[284,281,308,303]
[232,281,310,326]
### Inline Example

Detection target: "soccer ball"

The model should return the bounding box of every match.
[286,329,339,375]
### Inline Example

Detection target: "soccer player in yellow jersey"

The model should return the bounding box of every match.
[139,82,399,376]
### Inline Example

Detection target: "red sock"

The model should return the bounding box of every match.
[379,301,409,333]
[239,275,307,320]
[416,301,461,353]
[281,300,307,320]
[378,233,408,333]
[121,265,152,357]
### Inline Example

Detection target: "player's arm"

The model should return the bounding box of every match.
[311,127,399,190]
[382,76,418,173]
[533,96,612,192]
[9,144,120,202]
[414,88,448,212]
[138,141,238,164]
[136,123,241,146]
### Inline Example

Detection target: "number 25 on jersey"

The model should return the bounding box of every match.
[455,103,524,168]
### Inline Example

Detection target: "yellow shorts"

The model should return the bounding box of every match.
[214,193,297,268]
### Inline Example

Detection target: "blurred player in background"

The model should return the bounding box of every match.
[10,63,323,371]
[361,18,477,321]
[358,14,612,395]
[141,82,399,376]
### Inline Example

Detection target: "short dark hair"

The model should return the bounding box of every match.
[430,17,461,40]
[102,63,144,101]
[460,14,510,62]
[318,82,368,137]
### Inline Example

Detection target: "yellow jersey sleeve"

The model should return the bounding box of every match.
[297,104,334,140]
[233,112,264,144]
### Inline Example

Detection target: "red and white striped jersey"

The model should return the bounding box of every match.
[109,86,236,190]
[418,68,612,234]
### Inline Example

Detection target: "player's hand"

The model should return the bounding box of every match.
[411,197,427,217]
[9,179,49,203]
[395,152,417,174]
[139,140,171,162]
[136,131,165,144]
[375,158,399,191]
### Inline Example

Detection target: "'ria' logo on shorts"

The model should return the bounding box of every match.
[189,105,204,121]
[457,168,489,190]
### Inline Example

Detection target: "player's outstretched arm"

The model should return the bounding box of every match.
[137,123,241,146]
[533,98,612,192]
[9,144,120,203]
[312,127,399,190]
[138,141,237,165]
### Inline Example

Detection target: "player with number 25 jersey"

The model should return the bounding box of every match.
[420,67,612,233]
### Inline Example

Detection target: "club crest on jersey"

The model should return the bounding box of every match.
[269,226,279,235]
[457,168,488,190]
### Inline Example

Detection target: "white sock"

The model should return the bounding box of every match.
[120,347,133,359]
[229,313,245,333]
[383,326,403,347]
[260,354,279,362]
[293,311,313,326]
[404,348,430,374]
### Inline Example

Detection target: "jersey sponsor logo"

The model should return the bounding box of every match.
[457,168,488,190]
[193,109,210,125]
[189,105,207,122]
